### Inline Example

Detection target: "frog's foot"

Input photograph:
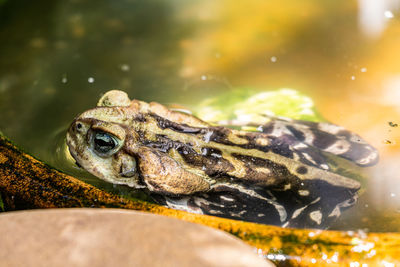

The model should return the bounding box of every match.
[135,146,210,196]
[260,118,379,167]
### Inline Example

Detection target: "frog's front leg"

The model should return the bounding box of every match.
[135,146,210,195]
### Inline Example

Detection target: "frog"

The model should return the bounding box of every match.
[66,90,378,228]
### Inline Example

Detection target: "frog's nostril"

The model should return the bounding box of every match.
[119,157,137,178]
[120,164,136,177]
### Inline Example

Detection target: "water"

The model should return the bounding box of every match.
[0,0,399,232]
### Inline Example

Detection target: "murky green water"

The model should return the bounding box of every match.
[1,0,400,232]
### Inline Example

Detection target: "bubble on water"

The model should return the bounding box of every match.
[61,74,68,84]
[351,76,356,80]
[361,67,367,73]
[266,254,274,260]
[331,253,339,263]
[201,75,207,80]
[270,56,277,63]
[351,238,375,253]
[88,77,95,83]
[381,260,395,267]
[120,64,130,72]
[274,254,286,261]
[390,193,396,197]
[384,10,394,19]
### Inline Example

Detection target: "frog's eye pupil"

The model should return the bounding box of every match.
[93,132,117,154]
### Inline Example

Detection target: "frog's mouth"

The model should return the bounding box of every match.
[65,133,85,171]
[74,160,82,168]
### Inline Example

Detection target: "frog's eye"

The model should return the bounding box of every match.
[91,131,120,156]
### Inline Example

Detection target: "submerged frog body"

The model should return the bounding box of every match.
[66,90,378,228]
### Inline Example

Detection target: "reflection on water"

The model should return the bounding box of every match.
[358,0,400,37]
[0,0,399,231]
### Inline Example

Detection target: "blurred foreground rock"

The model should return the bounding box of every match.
[0,209,273,267]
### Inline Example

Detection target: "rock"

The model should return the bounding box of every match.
[0,208,274,267]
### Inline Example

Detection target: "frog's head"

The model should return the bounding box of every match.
[66,90,144,188]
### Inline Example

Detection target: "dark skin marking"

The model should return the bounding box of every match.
[294,147,329,170]
[144,135,236,178]
[142,135,179,153]
[310,129,338,149]
[207,127,263,150]
[296,166,308,174]
[206,127,277,155]
[231,153,295,186]
[207,127,234,144]
[336,130,353,140]
[133,113,147,123]
[240,133,270,152]
[286,125,306,142]
[341,144,379,166]
[268,135,294,159]
[151,114,203,134]
[231,154,269,167]
[135,129,148,143]
[177,146,235,178]
[260,123,275,134]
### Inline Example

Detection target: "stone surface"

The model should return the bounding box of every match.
[0,208,274,267]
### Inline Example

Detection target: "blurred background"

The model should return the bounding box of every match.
[0,0,399,231]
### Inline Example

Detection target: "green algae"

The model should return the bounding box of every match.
[194,88,323,126]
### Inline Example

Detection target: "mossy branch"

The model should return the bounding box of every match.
[0,133,399,266]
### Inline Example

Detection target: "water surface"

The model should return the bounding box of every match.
[1,0,399,232]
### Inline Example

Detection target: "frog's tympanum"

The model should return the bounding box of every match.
[67,90,378,228]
